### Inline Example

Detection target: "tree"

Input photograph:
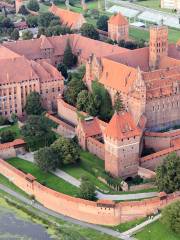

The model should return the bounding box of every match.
[161,201,180,234]
[76,90,89,112]
[27,0,40,12]
[51,136,80,165]
[0,130,15,143]
[26,15,38,27]
[156,153,180,193]
[22,30,33,40]
[63,40,77,68]
[57,63,68,79]
[64,78,87,106]
[25,92,44,115]
[114,92,124,113]
[80,23,99,40]
[91,81,113,121]
[96,15,109,31]
[10,29,19,40]
[38,12,56,28]
[2,17,14,28]
[21,115,56,151]
[34,147,58,172]
[0,116,7,126]
[78,176,96,200]
[18,5,29,15]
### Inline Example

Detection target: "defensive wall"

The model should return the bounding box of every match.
[140,144,180,170]
[144,129,180,152]
[87,137,105,160]
[0,158,179,225]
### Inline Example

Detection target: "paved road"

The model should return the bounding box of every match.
[18,153,158,201]
[0,184,136,240]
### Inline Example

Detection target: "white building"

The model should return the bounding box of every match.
[161,0,180,11]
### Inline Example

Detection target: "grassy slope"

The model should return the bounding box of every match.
[134,220,180,240]
[6,157,79,196]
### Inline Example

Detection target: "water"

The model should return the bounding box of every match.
[0,206,52,240]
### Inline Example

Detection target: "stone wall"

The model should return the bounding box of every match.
[87,137,105,160]
[0,158,179,225]
[0,147,16,159]
[140,145,180,170]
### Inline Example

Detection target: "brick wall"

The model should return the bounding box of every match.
[87,137,105,160]
[0,158,179,225]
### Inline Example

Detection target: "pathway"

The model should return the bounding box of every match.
[17,153,158,201]
[0,184,135,240]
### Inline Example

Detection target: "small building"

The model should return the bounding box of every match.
[108,13,129,42]
[0,139,26,159]
[49,4,86,30]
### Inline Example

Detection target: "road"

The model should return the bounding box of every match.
[0,184,136,240]
[18,152,158,201]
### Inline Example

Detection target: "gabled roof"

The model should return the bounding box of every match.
[108,13,128,26]
[50,4,85,29]
[80,118,102,138]
[40,35,53,50]
[104,112,141,140]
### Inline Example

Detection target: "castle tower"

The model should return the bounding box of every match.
[149,25,168,70]
[15,0,23,14]
[108,13,129,42]
[104,112,142,178]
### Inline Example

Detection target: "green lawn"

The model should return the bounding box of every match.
[134,220,180,240]
[0,123,21,139]
[136,0,173,13]
[0,174,28,197]
[6,157,79,196]
[113,217,147,232]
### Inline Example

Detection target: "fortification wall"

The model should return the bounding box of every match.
[87,137,105,160]
[0,159,179,225]
[140,145,180,170]
[144,130,180,151]
[57,97,87,126]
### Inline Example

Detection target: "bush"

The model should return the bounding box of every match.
[78,176,96,200]
[0,130,15,143]
[27,0,40,12]
[0,116,7,126]
[161,201,180,234]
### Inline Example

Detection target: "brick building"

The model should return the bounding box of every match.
[108,13,129,42]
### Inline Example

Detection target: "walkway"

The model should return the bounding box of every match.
[17,153,158,201]
[0,184,135,240]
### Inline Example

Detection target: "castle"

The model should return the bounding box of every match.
[1,25,180,178]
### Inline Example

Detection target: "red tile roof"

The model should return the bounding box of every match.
[50,4,86,29]
[108,13,128,26]
[80,118,102,138]
[0,139,25,151]
[104,112,141,140]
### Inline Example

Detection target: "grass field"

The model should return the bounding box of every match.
[0,123,21,139]
[136,0,172,13]
[134,220,180,240]
[6,157,79,196]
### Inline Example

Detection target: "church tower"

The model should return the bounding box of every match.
[149,25,168,70]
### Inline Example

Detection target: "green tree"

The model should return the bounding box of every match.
[18,5,29,15]
[25,91,44,115]
[87,93,101,117]
[76,90,89,112]
[22,30,33,40]
[26,15,38,27]
[92,81,113,121]
[114,92,124,113]
[0,130,15,143]
[27,0,39,12]
[51,136,80,165]
[21,115,56,151]
[2,17,14,28]
[0,116,7,126]
[38,12,56,28]
[10,29,19,40]
[78,176,96,200]
[63,40,77,68]
[80,23,99,40]
[64,78,87,106]
[161,201,180,234]
[156,153,180,193]
[57,63,68,79]
[34,147,58,172]
[96,15,109,31]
